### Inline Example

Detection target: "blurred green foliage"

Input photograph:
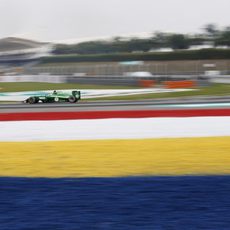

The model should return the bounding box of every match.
[52,24,230,56]
[42,49,230,63]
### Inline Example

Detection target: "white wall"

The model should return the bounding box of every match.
[0,75,66,83]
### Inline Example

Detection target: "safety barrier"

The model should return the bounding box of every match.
[164,80,196,89]
[138,80,156,87]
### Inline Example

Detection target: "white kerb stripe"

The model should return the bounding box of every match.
[0,117,230,142]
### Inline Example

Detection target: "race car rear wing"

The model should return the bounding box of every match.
[72,90,81,99]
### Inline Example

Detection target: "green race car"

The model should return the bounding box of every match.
[24,90,81,104]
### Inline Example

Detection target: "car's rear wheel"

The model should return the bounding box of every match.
[68,95,77,103]
[28,97,38,104]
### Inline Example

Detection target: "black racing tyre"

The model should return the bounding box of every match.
[68,95,77,103]
[28,97,37,104]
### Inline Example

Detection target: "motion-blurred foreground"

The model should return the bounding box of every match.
[0,110,230,229]
[1,176,230,230]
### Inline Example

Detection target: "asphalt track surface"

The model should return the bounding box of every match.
[1,96,230,113]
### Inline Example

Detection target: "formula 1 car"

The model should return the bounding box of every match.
[24,90,81,104]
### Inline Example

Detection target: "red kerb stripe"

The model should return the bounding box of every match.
[0,109,230,121]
